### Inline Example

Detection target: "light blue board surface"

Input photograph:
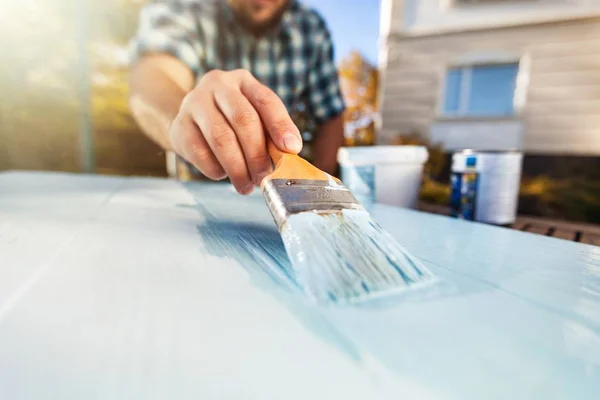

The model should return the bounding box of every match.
[0,171,599,400]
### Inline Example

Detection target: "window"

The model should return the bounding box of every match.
[442,63,519,117]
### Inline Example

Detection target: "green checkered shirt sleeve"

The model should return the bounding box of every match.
[306,21,346,125]
[130,0,203,76]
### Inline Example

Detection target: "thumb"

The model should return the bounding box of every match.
[269,120,303,155]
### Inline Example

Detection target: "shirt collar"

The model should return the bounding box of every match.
[281,0,298,33]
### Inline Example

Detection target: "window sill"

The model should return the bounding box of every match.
[436,115,520,123]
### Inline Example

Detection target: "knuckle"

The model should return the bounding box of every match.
[200,69,224,85]
[232,108,258,129]
[206,69,224,79]
[180,91,195,108]
[210,124,235,150]
[185,137,209,162]
[233,68,251,79]
[168,114,182,135]
[269,119,295,135]
[170,116,192,151]
[247,152,271,167]
[253,90,273,107]
[181,90,203,110]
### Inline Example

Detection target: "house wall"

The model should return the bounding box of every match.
[399,0,600,35]
[379,16,600,154]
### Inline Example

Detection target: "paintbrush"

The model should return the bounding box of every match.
[260,142,435,305]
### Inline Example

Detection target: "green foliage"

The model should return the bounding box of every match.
[520,176,600,223]
[339,51,379,146]
[420,177,451,205]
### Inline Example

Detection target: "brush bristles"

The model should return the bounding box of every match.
[279,209,435,305]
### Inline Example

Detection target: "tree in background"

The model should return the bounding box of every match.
[89,0,167,176]
[0,0,84,171]
[338,51,379,146]
[0,0,162,175]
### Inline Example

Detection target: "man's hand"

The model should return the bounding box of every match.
[168,69,302,194]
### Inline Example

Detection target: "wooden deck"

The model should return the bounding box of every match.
[418,203,600,246]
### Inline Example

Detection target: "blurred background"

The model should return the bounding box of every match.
[0,0,380,178]
[1,0,600,224]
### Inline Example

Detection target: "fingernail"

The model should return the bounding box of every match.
[283,133,302,152]
[240,183,254,195]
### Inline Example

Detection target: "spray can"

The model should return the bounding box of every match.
[473,150,523,225]
[450,150,523,225]
[450,151,479,221]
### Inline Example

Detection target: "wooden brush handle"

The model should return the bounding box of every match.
[260,141,330,188]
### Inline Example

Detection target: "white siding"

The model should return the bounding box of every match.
[430,120,523,151]
[395,0,600,35]
[379,17,600,155]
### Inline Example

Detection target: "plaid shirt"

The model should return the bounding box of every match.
[131,0,345,125]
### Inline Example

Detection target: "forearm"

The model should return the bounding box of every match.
[312,114,344,176]
[128,55,194,150]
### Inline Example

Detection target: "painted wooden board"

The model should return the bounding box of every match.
[1,171,599,400]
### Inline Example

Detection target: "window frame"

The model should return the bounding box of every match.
[437,52,529,119]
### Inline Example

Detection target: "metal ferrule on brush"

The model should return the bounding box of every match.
[262,179,363,230]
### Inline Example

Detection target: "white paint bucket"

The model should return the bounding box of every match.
[337,146,429,208]
[475,151,523,225]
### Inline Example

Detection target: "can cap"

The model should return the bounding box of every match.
[466,156,477,168]
[452,151,481,172]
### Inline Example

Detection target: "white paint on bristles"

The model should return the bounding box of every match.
[281,208,435,305]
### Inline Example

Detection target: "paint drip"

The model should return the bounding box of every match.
[280,208,436,305]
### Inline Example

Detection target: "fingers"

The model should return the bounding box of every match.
[240,76,302,154]
[171,69,299,195]
[169,113,226,181]
[214,86,272,185]
[190,96,254,195]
